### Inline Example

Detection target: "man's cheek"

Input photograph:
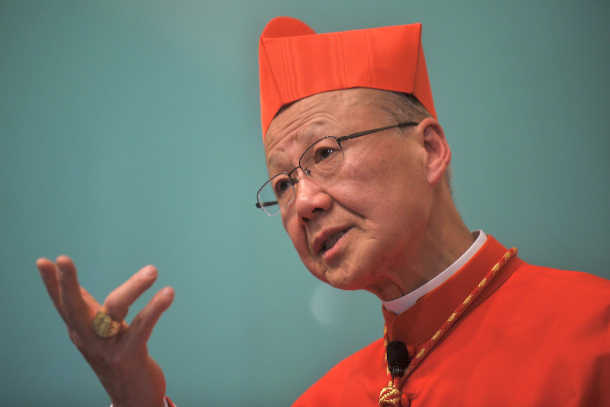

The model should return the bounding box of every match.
[288,228,310,260]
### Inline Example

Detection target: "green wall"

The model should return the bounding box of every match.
[2,0,608,405]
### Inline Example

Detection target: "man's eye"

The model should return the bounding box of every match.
[273,178,292,196]
[313,146,338,163]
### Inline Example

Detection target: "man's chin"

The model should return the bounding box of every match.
[318,266,367,291]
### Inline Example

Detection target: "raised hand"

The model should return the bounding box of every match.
[36,255,174,407]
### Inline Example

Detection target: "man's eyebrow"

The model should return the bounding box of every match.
[266,149,288,172]
[266,119,340,172]
[266,128,315,170]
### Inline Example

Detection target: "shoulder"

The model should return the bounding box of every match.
[482,262,610,403]
[507,261,610,308]
[486,261,609,340]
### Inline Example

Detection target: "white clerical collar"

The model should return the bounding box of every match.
[383,230,487,315]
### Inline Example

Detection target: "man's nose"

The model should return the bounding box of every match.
[293,175,332,222]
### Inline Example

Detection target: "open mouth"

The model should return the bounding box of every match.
[320,228,351,255]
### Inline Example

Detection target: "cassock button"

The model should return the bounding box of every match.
[401,392,411,407]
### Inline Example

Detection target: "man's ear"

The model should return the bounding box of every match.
[418,117,451,185]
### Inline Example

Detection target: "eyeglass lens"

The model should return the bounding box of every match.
[257,137,344,215]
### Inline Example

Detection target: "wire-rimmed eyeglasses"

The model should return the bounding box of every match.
[255,121,419,216]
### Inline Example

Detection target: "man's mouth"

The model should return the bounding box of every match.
[320,228,350,254]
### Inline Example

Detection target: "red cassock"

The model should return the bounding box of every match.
[292,235,610,406]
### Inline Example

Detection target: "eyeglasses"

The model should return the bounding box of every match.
[255,121,419,216]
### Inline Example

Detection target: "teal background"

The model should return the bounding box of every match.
[1,0,609,405]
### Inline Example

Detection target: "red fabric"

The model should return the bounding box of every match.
[258,17,437,137]
[293,235,610,406]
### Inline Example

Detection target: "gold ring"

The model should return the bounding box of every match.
[92,308,121,338]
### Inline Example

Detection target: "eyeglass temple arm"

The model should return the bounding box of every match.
[337,121,419,143]
[255,201,278,209]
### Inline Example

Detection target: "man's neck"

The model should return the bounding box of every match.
[383,230,486,314]
[371,193,474,301]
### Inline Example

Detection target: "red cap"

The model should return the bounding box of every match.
[258,16,437,138]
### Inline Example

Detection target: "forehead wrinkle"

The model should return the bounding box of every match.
[264,88,394,172]
[265,115,339,172]
[264,90,355,151]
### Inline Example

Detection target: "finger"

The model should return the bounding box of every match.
[56,255,94,337]
[127,286,174,346]
[103,265,158,322]
[80,286,100,309]
[36,258,68,324]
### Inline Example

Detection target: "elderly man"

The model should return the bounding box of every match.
[36,16,608,407]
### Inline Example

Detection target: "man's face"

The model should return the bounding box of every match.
[264,89,436,296]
